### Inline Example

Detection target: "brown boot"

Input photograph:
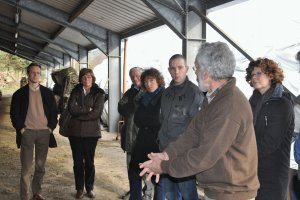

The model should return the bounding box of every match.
[32,194,45,200]
[75,190,84,199]
[86,190,96,198]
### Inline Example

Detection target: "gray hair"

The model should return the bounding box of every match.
[195,42,236,80]
[129,67,143,78]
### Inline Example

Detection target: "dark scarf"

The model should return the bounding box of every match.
[142,87,162,106]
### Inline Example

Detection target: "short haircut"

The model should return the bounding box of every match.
[141,68,165,89]
[245,58,284,87]
[27,63,41,74]
[195,42,236,80]
[78,68,96,84]
[169,54,186,67]
[129,67,143,78]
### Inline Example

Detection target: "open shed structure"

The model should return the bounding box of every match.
[0,0,249,132]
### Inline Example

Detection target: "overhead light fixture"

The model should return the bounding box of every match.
[15,13,19,24]
[15,43,17,47]
[15,32,18,39]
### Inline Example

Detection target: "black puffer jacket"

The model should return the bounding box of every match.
[249,84,294,200]
[67,83,105,138]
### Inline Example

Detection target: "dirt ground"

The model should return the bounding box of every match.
[0,96,129,200]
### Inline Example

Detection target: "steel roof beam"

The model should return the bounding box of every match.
[83,34,107,55]
[0,29,64,59]
[0,14,79,61]
[142,0,186,39]
[0,47,51,66]
[0,38,55,64]
[46,0,95,60]
[0,29,64,65]
[0,42,53,66]
[206,0,235,9]
[68,0,95,23]
[120,19,165,39]
[2,0,108,42]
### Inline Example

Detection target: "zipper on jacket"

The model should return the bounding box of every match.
[264,116,268,128]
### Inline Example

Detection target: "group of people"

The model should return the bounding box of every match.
[9,41,297,200]
[10,65,105,200]
[120,42,296,200]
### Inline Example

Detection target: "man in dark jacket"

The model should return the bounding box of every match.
[118,67,146,199]
[158,54,203,199]
[10,63,58,200]
[140,42,259,200]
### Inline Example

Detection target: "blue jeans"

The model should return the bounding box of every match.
[160,175,198,200]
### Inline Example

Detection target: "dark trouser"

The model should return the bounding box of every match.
[129,168,142,200]
[128,168,164,200]
[69,137,98,192]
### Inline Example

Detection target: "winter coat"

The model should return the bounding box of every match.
[158,77,203,150]
[249,84,294,200]
[130,88,163,171]
[67,83,105,138]
[118,85,144,153]
[161,78,259,200]
[10,84,58,148]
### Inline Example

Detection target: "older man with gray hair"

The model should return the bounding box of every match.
[140,41,260,200]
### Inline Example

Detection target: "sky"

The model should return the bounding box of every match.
[91,0,300,99]
[119,0,300,98]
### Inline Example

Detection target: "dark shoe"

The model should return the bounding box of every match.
[121,191,130,200]
[76,190,84,199]
[32,194,45,200]
[86,190,96,198]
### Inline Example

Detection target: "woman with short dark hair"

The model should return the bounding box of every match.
[129,68,164,200]
[246,58,294,200]
[67,68,105,199]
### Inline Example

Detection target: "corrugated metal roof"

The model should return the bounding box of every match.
[47,43,65,53]
[0,24,15,34]
[37,0,81,14]
[19,32,46,45]
[0,2,15,19]
[80,0,158,32]
[21,10,60,33]
[59,28,92,48]
[0,0,233,66]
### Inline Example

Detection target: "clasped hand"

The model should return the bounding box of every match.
[139,152,167,183]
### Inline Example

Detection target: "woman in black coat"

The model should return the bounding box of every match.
[246,58,295,200]
[129,68,165,200]
[67,68,105,199]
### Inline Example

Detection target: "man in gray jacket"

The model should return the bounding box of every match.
[158,54,203,199]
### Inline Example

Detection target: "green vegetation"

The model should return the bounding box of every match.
[0,51,44,95]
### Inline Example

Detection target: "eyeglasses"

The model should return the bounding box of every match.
[250,71,263,78]
[144,78,156,85]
